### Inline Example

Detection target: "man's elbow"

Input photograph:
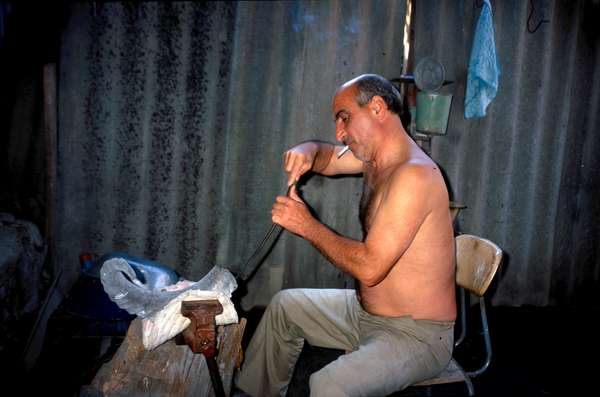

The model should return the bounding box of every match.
[359,268,387,287]
[353,253,394,287]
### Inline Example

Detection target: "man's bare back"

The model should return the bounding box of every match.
[357,151,456,321]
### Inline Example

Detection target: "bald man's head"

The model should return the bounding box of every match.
[340,74,403,115]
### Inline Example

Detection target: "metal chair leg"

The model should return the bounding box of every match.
[453,359,475,396]
[467,297,492,378]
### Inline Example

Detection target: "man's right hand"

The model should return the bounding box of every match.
[283,142,319,187]
[282,140,359,184]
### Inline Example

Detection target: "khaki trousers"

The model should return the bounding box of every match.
[235,289,454,397]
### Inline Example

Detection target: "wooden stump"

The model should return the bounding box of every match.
[84,317,246,397]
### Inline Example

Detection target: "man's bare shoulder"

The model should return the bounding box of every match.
[388,157,444,190]
[382,158,448,214]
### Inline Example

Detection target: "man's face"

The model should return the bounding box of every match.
[332,85,375,162]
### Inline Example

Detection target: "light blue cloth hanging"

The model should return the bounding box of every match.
[465,0,500,119]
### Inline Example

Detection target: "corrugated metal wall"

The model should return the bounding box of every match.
[57,1,407,309]
[412,0,600,306]
[55,1,600,309]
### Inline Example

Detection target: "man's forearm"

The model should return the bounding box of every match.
[302,220,379,286]
[302,140,335,174]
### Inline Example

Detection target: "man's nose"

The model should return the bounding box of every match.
[335,123,346,142]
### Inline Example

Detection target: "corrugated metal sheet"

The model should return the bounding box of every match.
[412,0,600,306]
[57,1,407,308]
[55,0,599,309]
[58,2,239,284]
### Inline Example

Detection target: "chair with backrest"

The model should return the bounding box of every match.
[411,233,503,396]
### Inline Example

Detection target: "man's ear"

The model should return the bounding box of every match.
[369,95,387,118]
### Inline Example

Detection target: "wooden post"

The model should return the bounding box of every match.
[43,63,58,276]
[21,63,61,371]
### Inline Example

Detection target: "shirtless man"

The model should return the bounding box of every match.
[235,74,456,397]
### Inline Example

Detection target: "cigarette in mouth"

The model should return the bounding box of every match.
[337,145,350,158]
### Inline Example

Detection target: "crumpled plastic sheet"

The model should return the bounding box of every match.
[100,258,238,350]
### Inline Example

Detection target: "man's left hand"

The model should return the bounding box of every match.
[271,185,314,237]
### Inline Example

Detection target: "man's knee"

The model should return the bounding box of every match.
[262,289,302,329]
[270,289,292,307]
[270,289,301,307]
[267,289,303,319]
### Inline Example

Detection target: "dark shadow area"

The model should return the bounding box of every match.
[0,3,66,229]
